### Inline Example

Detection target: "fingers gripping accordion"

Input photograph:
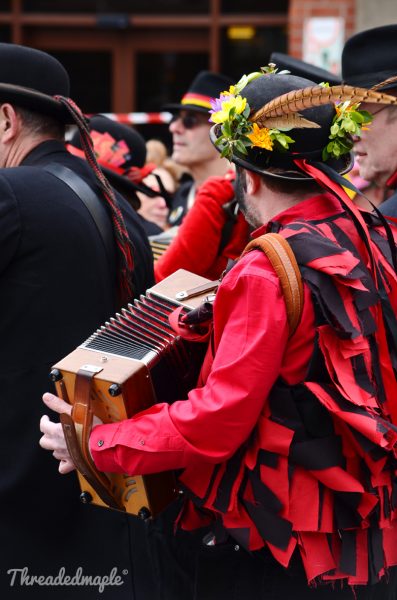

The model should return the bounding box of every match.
[50,270,218,519]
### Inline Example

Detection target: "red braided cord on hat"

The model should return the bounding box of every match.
[55,96,134,304]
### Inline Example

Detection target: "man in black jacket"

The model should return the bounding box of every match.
[0,43,154,599]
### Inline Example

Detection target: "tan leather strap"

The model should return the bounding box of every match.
[60,366,125,511]
[241,233,304,337]
[60,413,124,510]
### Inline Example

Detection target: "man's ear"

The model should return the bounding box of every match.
[245,170,262,195]
[0,104,19,142]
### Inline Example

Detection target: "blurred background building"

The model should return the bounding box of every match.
[1,0,397,144]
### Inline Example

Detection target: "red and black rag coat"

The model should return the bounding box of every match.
[176,199,397,586]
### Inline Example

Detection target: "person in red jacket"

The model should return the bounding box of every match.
[154,170,250,281]
[40,66,397,599]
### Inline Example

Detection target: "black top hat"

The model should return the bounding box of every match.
[342,24,397,90]
[0,43,74,123]
[270,52,341,86]
[210,73,353,180]
[68,115,148,196]
[164,70,234,114]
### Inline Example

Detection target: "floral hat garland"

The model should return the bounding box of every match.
[209,64,397,164]
[209,65,295,159]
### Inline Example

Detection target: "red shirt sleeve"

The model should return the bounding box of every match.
[90,252,293,475]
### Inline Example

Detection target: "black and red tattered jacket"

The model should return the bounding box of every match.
[177,193,397,587]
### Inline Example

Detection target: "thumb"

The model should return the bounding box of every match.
[42,392,72,416]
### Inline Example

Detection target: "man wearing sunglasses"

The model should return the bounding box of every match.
[164,70,234,226]
[342,24,397,216]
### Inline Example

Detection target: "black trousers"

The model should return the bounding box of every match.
[145,501,397,600]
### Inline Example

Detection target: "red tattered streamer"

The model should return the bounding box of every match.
[294,158,397,427]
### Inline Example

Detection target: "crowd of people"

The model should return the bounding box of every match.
[1,20,397,600]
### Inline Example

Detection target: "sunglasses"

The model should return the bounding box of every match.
[170,113,208,129]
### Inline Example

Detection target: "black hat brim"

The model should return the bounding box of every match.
[270,52,342,86]
[101,166,140,195]
[0,83,74,124]
[102,165,164,199]
[342,69,397,90]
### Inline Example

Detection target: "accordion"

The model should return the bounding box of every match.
[51,269,217,519]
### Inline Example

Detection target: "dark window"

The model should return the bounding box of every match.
[221,0,288,13]
[221,26,287,81]
[136,51,209,112]
[0,27,11,43]
[22,1,210,14]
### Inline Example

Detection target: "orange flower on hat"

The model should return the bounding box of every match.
[248,123,274,151]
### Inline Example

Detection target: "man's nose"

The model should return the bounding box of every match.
[169,117,182,134]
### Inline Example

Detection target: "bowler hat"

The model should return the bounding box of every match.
[164,70,234,114]
[68,115,174,209]
[342,24,397,90]
[68,115,148,197]
[210,73,353,180]
[270,52,341,86]
[0,43,73,123]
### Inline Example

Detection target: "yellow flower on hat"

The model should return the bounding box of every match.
[248,123,274,151]
[210,95,247,124]
[220,85,236,96]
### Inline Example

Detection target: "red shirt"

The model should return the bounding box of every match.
[90,194,339,474]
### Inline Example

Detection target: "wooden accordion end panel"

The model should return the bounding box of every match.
[51,269,217,519]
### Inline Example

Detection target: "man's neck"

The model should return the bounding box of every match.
[257,188,317,227]
[4,134,55,168]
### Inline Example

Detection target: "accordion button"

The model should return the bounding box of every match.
[139,439,145,445]
[97,439,104,447]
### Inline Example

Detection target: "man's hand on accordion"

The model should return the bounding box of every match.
[39,393,76,474]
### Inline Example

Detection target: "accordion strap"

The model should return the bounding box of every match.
[241,233,304,337]
[43,163,115,276]
[60,367,125,511]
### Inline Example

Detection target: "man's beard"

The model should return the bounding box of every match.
[235,167,262,229]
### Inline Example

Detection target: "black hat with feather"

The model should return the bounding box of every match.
[209,67,397,181]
